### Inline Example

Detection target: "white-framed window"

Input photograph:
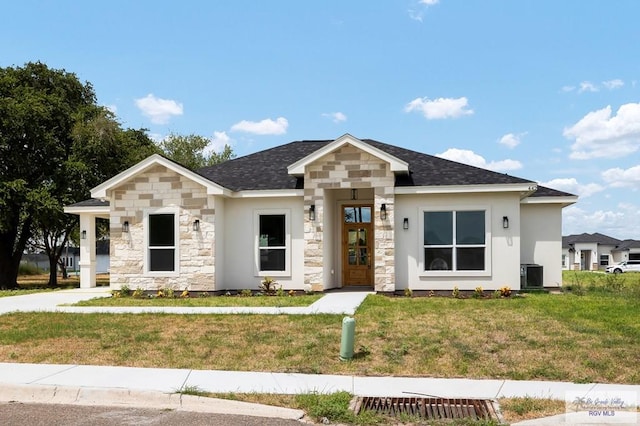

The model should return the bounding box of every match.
[254,209,290,276]
[144,208,179,275]
[562,254,567,268]
[599,254,609,266]
[420,207,491,276]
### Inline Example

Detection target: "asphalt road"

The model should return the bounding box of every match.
[0,402,306,426]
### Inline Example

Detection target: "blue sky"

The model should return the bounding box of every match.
[2,1,640,239]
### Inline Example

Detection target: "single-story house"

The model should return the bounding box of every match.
[562,233,640,270]
[562,233,622,271]
[612,239,640,263]
[65,134,577,292]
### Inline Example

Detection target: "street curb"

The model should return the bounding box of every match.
[0,383,305,420]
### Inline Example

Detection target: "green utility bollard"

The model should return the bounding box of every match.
[340,316,355,361]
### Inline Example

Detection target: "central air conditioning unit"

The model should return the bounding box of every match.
[520,264,543,289]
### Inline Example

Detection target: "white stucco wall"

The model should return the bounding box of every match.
[222,196,305,290]
[394,192,521,291]
[214,195,225,291]
[520,203,563,287]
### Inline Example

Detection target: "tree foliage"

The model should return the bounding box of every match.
[160,133,235,169]
[0,62,156,288]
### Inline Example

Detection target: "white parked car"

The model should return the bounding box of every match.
[606,260,640,274]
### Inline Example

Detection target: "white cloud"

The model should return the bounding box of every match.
[322,112,347,123]
[230,117,289,135]
[104,104,117,114]
[405,97,473,119]
[565,103,640,159]
[601,165,640,188]
[436,148,522,172]
[134,94,183,124]
[203,131,233,157]
[562,205,640,239]
[540,178,603,198]
[499,132,526,149]
[578,81,599,93]
[409,0,438,21]
[602,79,624,90]
[561,85,575,93]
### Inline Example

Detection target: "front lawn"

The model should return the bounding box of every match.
[0,284,637,384]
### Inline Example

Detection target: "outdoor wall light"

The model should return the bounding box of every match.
[503,216,509,229]
[81,230,87,239]
[309,204,316,221]
[403,218,409,230]
[193,219,200,232]
[351,188,358,200]
[380,203,387,220]
[123,221,129,233]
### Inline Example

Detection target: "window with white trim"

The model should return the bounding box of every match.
[599,254,609,266]
[146,212,178,273]
[255,210,290,276]
[423,210,486,271]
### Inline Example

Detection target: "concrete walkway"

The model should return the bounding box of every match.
[0,287,373,315]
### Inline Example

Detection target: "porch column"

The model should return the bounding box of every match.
[79,214,96,288]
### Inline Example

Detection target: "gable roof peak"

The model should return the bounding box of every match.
[287,134,409,176]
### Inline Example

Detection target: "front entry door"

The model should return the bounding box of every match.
[342,205,373,286]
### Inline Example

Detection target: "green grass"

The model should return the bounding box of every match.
[71,294,322,307]
[0,289,56,298]
[0,286,638,383]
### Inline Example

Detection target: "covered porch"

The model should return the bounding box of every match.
[64,199,110,288]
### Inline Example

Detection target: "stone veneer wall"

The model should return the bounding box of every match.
[109,165,216,291]
[304,143,395,292]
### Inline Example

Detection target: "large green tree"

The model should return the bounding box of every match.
[0,62,98,289]
[160,133,234,169]
[0,62,157,288]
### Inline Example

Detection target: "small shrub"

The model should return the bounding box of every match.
[288,289,295,297]
[132,287,145,298]
[240,289,252,297]
[428,290,435,297]
[276,286,285,297]
[259,276,279,295]
[403,288,413,297]
[500,286,512,297]
[199,292,210,298]
[473,286,484,298]
[18,263,42,276]
[452,286,460,298]
[180,290,189,298]
[120,284,131,297]
[111,290,121,298]
[604,273,625,292]
[493,290,502,299]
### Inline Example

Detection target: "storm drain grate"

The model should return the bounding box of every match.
[351,396,501,421]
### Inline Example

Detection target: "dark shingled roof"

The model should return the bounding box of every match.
[66,198,110,208]
[528,185,574,198]
[613,239,640,251]
[198,139,570,195]
[563,232,622,248]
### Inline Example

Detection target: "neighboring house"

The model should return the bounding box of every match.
[561,233,640,271]
[65,134,577,292]
[612,239,640,264]
[21,241,111,274]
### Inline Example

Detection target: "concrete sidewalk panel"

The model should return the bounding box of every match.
[269,372,353,395]
[353,377,504,398]
[0,362,77,384]
[499,380,595,399]
[33,365,190,393]
[185,370,280,393]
